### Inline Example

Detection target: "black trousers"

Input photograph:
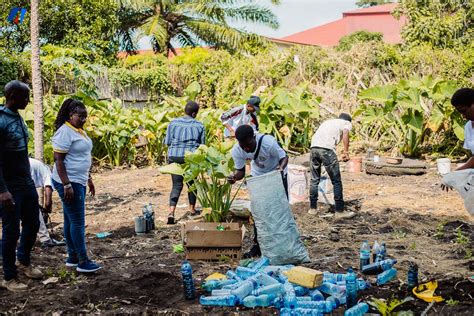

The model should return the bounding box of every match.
[253,172,288,244]
[168,156,197,207]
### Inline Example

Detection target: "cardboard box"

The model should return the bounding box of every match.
[181,222,244,261]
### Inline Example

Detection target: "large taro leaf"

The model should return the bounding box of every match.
[158,163,184,175]
[358,85,397,103]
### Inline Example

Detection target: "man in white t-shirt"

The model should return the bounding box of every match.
[220,96,260,138]
[228,125,289,257]
[451,88,474,171]
[309,113,354,218]
[29,158,65,247]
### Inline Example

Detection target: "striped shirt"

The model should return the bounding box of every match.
[220,105,258,137]
[165,116,205,157]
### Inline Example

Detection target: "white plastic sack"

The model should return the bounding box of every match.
[246,171,310,265]
[442,169,474,215]
[288,164,308,205]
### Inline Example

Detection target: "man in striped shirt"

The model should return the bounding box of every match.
[220,96,260,138]
[164,101,205,224]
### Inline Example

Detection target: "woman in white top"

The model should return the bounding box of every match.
[451,88,474,170]
[51,99,101,273]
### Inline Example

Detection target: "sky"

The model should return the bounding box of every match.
[138,0,357,49]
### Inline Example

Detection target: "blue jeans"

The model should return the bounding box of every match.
[1,186,39,280]
[309,147,344,211]
[53,180,88,263]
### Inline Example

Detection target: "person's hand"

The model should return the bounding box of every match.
[64,186,74,202]
[227,174,236,184]
[0,191,15,210]
[342,152,350,162]
[441,183,453,192]
[229,129,235,137]
[88,178,95,197]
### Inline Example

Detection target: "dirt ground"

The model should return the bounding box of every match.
[0,164,473,314]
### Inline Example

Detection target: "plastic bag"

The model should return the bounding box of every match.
[442,169,474,215]
[246,171,310,265]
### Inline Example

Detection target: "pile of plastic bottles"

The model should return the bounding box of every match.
[199,257,370,316]
[360,240,397,285]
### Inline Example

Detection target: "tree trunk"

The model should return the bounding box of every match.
[31,0,44,162]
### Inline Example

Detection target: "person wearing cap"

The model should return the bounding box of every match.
[308,113,355,219]
[220,96,260,138]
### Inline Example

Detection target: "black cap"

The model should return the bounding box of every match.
[247,96,261,111]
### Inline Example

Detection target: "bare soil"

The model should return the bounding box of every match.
[1,165,473,314]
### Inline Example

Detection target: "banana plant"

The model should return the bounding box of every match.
[159,141,238,223]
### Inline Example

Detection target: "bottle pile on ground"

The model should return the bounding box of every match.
[199,241,399,316]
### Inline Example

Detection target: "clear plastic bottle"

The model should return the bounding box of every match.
[372,241,380,263]
[211,289,232,296]
[202,279,237,292]
[407,262,418,288]
[236,266,257,279]
[376,242,387,262]
[242,294,275,308]
[326,294,346,309]
[377,268,397,285]
[231,279,257,301]
[357,278,370,290]
[280,308,324,316]
[226,270,242,282]
[310,289,325,301]
[318,282,346,296]
[359,241,371,270]
[293,285,310,296]
[283,281,297,309]
[296,296,313,301]
[200,295,238,306]
[361,259,397,275]
[251,257,270,271]
[252,283,284,296]
[344,302,369,316]
[345,268,358,309]
[252,272,280,286]
[181,261,195,300]
[323,271,347,284]
[296,300,334,313]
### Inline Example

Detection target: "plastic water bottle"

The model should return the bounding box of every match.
[200,295,237,306]
[296,300,334,313]
[318,282,345,296]
[276,271,289,283]
[327,294,346,309]
[377,268,397,285]
[294,285,310,296]
[226,270,242,282]
[296,296,313,301]
[251,257,270,271]
[372,241,380,262]
[211,289,232,296]
[360,241,371,270]
[362,259,397,275]
[283,281,297,309]
[357,278,370,290]
[378,243,387,261]
[202,279,237,292]
[407,262,418,288]
[243,294,275,307]
[253,272,279,286]
[323,271,347,283]
[236,266,257,279]
[281,308,324,316]
[222,281,243,290]
[344,302,369,316]
[181,261,195,300]
[345,268,358,309]
[231,279,257,301]
[310,289,325,301]
[252,283,284,296]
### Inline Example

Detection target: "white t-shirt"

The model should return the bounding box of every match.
[52,123,93,186]
[220,105,257,137]
[311,118,352,151]
[463,121,474,154]
[29,158,52,188]
[232,134,288,177]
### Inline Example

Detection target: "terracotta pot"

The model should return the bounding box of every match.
[347,157,362,173]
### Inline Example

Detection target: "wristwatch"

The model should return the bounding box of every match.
[64,183,72,189]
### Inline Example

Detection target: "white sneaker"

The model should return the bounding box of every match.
[335,211,356,219]
[308,208,318,215]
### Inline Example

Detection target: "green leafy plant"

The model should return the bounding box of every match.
[369,297,414,316]
[159,142,239,223]
[446,298,460,306]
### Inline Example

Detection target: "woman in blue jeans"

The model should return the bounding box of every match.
[51,99,101,273]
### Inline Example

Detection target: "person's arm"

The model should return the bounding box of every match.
[455,156,474,171]
[228,168,246,184]
[88,174,95,196]
[224,123,235,137]
[341,129,350,162]
[54,152,74,201]
[271,138,289,171]
[228,146,246,183]
[0,129,15,208]
[44,186,53,212]
[201,125,206,145]
[164,124,172,146]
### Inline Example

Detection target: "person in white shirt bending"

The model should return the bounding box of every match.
[309,113,354,218]
[451,88,474,170]
[220,96,260,138]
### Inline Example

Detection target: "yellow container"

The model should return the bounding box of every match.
[283,266,323,289]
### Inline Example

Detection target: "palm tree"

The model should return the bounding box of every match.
[118,0,281,55]
[30,0,44,161]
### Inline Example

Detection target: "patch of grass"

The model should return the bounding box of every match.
[446,298,459,306]
[434,221,447,238]
[464,248,472,259]
[455,227,470,246]
[57,267,77,284]
[409,241,417,250]
[392,230,407,239]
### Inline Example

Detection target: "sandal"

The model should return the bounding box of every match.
[167,215,175,225]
